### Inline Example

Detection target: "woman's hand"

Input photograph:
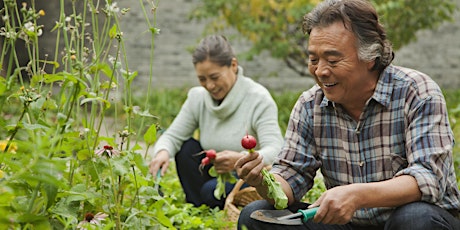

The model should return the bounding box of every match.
[213,150,244,174]
[149,150,170,180]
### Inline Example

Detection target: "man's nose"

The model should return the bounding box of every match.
[315,60,331,77]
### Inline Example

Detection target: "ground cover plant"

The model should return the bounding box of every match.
[1,0,459,229]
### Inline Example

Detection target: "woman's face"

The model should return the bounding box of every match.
[195,58,238,101]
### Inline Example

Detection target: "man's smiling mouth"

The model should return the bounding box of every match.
[322,82,338,87]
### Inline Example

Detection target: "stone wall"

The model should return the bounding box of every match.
[118,0,460,93]
[118,0,315,92]
[393,6,460,90]
[26,0,457,93]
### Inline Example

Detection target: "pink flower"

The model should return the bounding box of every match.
[77,212,108,229]
[95,145,119,157]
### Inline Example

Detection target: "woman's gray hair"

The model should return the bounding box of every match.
[302,0,394,72]
[192,35,236,67]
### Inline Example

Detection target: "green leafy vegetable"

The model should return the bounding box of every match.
[199,150,237,200]
[241,134,288,209]
[209,166,237,199]
[261,168,288,209]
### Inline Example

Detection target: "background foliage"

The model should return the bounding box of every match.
[190,0,457,76]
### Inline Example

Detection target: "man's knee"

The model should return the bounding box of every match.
[238,200,272,230]
[386,202,454,230]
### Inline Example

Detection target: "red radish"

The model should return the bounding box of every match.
[241,134,257,151]
[201,157,211,166]
[205,149,217,159]
[199,156,211,174]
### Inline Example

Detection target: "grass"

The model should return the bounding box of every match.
[137,87,460,186]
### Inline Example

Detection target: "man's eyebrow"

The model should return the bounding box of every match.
[307,50,343,57]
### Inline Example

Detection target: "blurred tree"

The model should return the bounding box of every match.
[190,0,456,77]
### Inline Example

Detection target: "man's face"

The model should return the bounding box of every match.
[307,22,376,107]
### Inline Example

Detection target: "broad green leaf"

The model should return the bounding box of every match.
[44,183,58,209]
[76,149,91,161]
[112,157,130,176]
[156,209,176,229]
[80,97,111,110]
[143,124,157,145]
[132,152,149,176]
[109,24,118,39]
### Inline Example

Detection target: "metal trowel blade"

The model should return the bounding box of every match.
[250,209,303,225]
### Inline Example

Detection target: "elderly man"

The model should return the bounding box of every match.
[235,0,460,229]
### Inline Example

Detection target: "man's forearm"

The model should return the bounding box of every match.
[354,175,421,208]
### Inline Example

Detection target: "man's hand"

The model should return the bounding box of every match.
[309,184,360,225]
[234,151,265,187]
[309,175,421,225]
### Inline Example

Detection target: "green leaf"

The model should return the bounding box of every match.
[208,166,217,177]
[109,24,118,39]
[143,124,157,145]
[112,157,130,176]
[64,184,99,203]
[132,152,149,176]
[149,27,161,35]
[156,210,176,229]
[76,149,91,161]
[89,63,116,83]
[123,70,138,82]
[261,168,288,209]
[0,77,6,96]
[44,183,58,209]
[213,172,236,199]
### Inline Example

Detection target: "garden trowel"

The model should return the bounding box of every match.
[154,169,164,197]
[250,207,319,225]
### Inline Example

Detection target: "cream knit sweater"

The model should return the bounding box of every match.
[152,67,283,165]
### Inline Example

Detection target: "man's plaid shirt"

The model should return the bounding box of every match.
[271,65,460,226]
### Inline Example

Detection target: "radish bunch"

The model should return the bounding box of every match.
[199,149,216,173]
[197,149,236,200]
[241,134,288,210]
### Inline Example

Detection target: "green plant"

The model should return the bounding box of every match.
[0,0,233,229]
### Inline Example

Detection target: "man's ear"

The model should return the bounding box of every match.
[368,59,377,71]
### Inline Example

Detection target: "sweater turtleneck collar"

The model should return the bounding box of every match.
[204,66,249,119]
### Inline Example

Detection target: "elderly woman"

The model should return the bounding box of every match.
[149,35,283,209]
